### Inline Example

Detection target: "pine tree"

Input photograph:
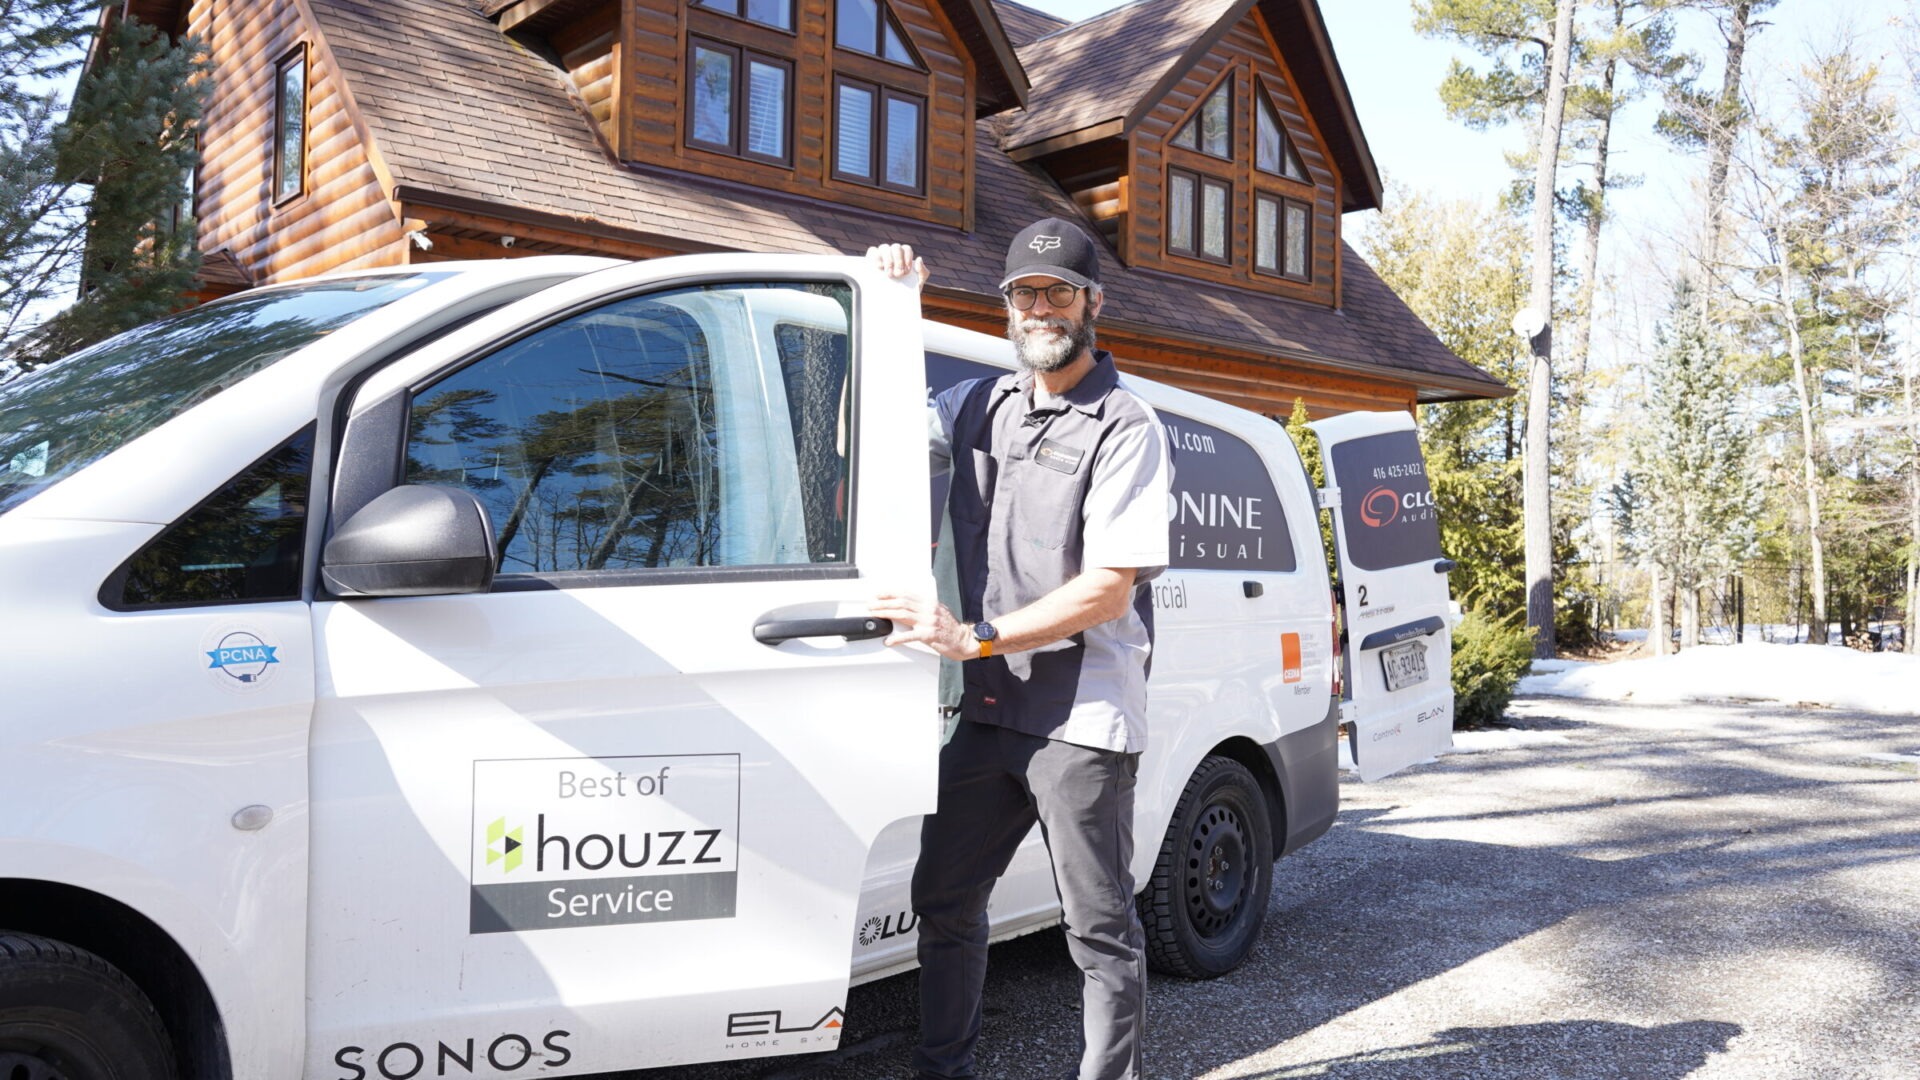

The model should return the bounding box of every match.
[0,9,207,374]
[1634,279,1758,648]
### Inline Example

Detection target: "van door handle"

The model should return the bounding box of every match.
[1433,559,1457,574]
[753,616,894,645]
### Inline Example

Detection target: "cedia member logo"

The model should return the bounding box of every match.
[1360,486,1401,528]
[1029,234,1062,253]
[486,817,525,873]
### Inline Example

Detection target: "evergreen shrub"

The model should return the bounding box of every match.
[1451,605,1534,728]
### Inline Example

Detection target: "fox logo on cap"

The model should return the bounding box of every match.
[1029,235,1063,253]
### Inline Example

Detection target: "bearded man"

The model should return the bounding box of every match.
[868,217,1172,1080]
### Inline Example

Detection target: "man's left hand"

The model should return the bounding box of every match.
[870,590,977,661]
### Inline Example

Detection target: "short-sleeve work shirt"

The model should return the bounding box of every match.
[929,350,1170,752]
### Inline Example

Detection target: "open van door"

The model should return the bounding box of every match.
[305,256,941,1074]
[1311,410,1454,780]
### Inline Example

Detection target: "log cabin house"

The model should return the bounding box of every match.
[119,0,1509,417]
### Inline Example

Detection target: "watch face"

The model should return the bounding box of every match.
[973,621,998,641]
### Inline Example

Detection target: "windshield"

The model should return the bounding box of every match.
[0,272,449,516]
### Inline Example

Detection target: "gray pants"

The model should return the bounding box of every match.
[911,721,1145,1080]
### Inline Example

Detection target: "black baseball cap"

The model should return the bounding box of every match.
[999,217,1101,291]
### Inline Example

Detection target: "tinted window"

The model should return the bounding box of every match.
[114,426,314,608]
[0,273,448,517]
[406,282,853,575]
[1163,412,1294,572]
[1328,429,1441,570]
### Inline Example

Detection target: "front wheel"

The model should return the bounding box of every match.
[1137,756,1274,978]
[0,932,176,1080]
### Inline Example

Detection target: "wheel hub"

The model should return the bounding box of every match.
[1185,801,1248,936]
[0,1047,70,1080]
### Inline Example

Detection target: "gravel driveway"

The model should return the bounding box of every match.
[610,693,1920,1080]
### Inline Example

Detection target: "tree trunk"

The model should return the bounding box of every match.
[1774,244,1828,643]
[1650,561,1670,656]
[1907,354,1918,652]
[1702,0,1754,289]
[1563,1,1622,437]
[1681,582,1701,648]
[1525,0,1577,660]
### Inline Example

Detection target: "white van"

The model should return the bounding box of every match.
[0,255,1453,1079]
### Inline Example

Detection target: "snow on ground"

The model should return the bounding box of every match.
[1518,640,1920,716]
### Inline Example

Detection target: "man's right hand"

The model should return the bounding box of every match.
[867,244,928,292]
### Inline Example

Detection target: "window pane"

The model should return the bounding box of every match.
[1285,143,1307,182]
[118,427,314,606]
[836,0,878,52]
[745,0,791,29]
[885,95,919,188]
[1256,197,1278,271]
[692,45,734,148]
[747,60,786,159]
[1170,119,1197,150]
[837,83,874,179]
[276,59,306,201]
[1202,181,1227,259]
[1169,172,1194,253]
[1201,84,1229,158]
[882,16,914,64]
[695,0,740,13]
[1257,97,1280,174]
[407,283,856,572]
[1285,202,1309,277]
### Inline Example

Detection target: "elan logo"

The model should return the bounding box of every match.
[1028,234,1062,252]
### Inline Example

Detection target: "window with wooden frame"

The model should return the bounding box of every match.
[1169,77,1232,160]
[1255,82,1308,182]
[693,0,794,32]
[687,37,793,166]
[1255,192,1311,281]
[1167,167,1230,263]
[834,0,924,68]
[832,76,924,194]
[272,46,308,205]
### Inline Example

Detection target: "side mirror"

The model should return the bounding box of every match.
[322,485,497,597]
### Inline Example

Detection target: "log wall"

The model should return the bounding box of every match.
[189,0,405,285]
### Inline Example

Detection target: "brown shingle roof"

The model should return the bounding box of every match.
[304,0,1501,399]
[999,0,1239,152]
[990,0,1069,45]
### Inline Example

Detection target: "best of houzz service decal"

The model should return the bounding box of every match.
[469,754,740,934]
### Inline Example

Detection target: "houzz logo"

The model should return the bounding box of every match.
[486,818,525,873]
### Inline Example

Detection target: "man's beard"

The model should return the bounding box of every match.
[1006,306,1097,373]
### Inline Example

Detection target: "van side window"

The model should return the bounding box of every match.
[1162,413,1294,572]
[110,425,315,608]
[405,282,853,575]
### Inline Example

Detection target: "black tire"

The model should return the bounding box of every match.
[0,932,176,1080]
[1137,756,1274,979]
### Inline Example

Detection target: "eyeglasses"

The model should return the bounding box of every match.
[1003,283,1084,311]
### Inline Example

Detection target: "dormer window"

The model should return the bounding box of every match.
[688,39,792,165]
[694,0,794,32]
[1256,84,1307,182]
[835,0,922,67]
[1170,78,1230,160]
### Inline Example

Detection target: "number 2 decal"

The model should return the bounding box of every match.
[1357,584,1370,607]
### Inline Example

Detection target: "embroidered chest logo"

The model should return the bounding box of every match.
[1035,439,1085,475]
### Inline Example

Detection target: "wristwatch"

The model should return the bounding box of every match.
[972,621,999,659]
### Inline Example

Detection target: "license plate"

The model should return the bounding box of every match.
[1380,640,1428,691]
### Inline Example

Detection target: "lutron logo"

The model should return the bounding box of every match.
[1360,486,1400,528]
[486,818,524,873]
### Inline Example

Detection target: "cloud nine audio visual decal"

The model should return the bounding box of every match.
[469,754,741,934]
